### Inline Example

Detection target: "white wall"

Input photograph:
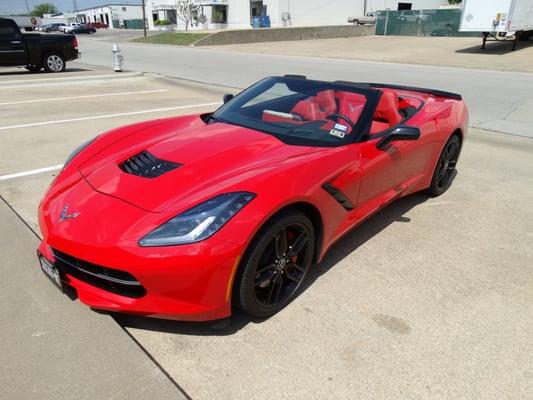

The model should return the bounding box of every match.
[144,0,449,31]
[76,4,143,28]
[260,0,449,28]
[227,0,252,28]
[267,0,361,27]
[367,0,448,13]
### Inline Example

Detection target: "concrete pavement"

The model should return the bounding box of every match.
[208,35,533,73]
[115,128,533,400]
[0,69,531,399]
[0,72,229,400]
[75,35,533,138]
[0,197,187,400]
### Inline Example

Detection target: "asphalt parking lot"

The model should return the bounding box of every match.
[0,65,532,399]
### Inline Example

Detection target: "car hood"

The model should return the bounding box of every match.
[80,118,320,213]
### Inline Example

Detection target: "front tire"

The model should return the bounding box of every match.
[43,53,66,73]
[234,210,315,318]
[427,134,461,196]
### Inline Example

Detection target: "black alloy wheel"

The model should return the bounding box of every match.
[427,134,461,196]
[235,211,315,318]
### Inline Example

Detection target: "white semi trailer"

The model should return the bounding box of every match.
[460,0,533,50]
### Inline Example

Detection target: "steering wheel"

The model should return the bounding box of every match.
[326,113,355,130]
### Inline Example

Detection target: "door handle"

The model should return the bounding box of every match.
[11,41,22,44]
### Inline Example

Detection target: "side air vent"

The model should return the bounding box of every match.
[119,151,181,178]
[322,183,354,211]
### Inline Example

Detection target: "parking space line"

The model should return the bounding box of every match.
[0,165,63,182]
[0,102,221,131]
[0,90,168,106]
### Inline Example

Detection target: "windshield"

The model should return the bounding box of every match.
[211,77,378,147]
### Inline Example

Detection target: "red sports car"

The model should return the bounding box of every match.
[37,76,468,321]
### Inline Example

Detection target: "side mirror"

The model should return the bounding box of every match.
[223,94,234,104]
[376,126,420,150]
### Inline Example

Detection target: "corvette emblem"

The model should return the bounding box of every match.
[348,103,360,113]
[59,204,80,223]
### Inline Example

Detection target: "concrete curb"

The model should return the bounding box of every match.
[0,71,143,88]
[193,25,375,46]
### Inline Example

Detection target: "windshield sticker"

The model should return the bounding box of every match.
[329,129,346,139]
[334,123,348,132]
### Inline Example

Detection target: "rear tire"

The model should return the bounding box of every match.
[43,53,66,73]
[426,134,461,196]
[234,210,315,318]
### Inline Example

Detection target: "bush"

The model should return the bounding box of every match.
[155,19,171,26]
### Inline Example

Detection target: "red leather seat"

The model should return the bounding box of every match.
[336,92,366,123]
[374,89,403,126]
[291,100,323,121]
[313,90,337,116]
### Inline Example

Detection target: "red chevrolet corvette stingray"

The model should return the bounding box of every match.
[37,76,468,321]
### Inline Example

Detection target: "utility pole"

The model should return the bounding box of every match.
[363,0,367,16]
[25,0,31,15]
[142,0,147,37]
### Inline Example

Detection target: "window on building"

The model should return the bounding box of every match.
[212,5,227,24]
[398,3,412,10]
[122,7,127,12]
[167,10,177,24]
[250,1,265,17]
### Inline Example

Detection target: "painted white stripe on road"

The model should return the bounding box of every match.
[0,165,64,182]
[0,102,221,131]
[0,89,167,106]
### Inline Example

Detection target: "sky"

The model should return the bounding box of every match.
[0,0,141,15]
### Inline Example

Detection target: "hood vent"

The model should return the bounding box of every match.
[119,151,181,178]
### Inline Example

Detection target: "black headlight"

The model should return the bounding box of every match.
[139,192,255,247]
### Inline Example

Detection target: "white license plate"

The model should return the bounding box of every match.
[39,255,63,290]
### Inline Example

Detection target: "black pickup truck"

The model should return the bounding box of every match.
[0,18,78,73]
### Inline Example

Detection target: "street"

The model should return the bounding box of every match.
[76,35,533,137]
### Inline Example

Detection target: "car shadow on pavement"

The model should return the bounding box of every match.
[112,193,429,336]
[301,193,428,293]
[0,67,92,76]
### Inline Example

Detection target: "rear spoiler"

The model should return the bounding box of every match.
[354,82,462,101]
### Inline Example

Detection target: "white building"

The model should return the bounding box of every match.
[42,12,76,25]
[146,0,449,31]
[75,3,144,29]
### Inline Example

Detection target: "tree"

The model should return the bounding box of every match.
[30,2,58,17]
[448,0,462,4]
[176,0,200,31]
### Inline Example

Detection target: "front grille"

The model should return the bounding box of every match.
[119,150,181,178]
[52,249,146,298]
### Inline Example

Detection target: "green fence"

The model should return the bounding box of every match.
[376,9,479,37]
[123,19,144,29]
[111,19,144,29]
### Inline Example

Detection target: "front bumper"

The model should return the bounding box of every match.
[38,238,242,321]
[37,178,244,321]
